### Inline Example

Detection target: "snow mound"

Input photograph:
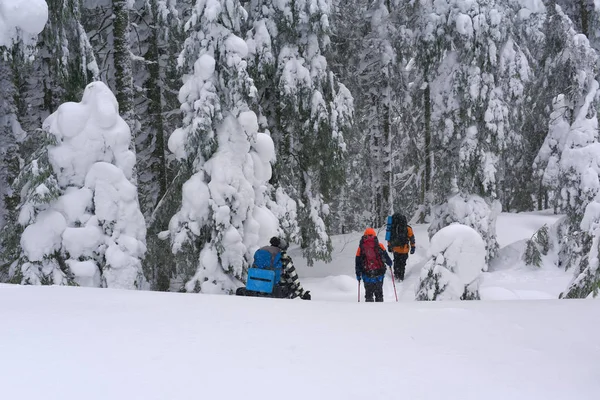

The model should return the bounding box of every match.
[429,192,500,264]
[0,0,48,47]
[416,224,486,300]
[44,82,135,187]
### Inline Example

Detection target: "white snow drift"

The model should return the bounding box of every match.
[0,0,48,47]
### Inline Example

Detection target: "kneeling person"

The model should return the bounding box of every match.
[237,237,311,300]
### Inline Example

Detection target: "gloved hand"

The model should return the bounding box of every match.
[387,246,392,252]
[301,291,311,300]
[410,246,415,254]
[356,275,361,282]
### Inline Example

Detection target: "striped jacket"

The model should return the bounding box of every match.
[279,252,306,299]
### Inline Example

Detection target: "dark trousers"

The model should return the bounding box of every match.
[393,253,408,280]
[364,281,384,302]
[236,284,290,298]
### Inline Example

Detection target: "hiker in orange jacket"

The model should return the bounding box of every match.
[387,217,415,281]
[356,228,392,302]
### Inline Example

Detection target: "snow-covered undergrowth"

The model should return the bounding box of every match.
[416,224,486,300]
[293,211,572,302]
[0,284,598,400]
[0,0,48,47]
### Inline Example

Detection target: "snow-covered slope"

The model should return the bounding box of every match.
[1,284,598,400]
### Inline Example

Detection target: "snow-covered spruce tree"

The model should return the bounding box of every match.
[347,0,412,227]
[3,82,146,288]
[246,0,353,264]
[410,1,536,250]
[552,76,600,298]
[530,2,600,298]
[555,0,600,51]
[523,224,550,268]
[0,61,25,281]
[326,0,370,233]
[10,0,99,156]
[0,0,49,280]
[132,0,183,221]
[162,0,280,293]
[131,0,185,290]
[533,4,598,212]
[416,224,485,301]
[396,0,440,224]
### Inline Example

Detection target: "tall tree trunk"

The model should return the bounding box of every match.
[113,1,135,136]
[382,89,392,226]
[578,0,590,36]
[416,77,432,223]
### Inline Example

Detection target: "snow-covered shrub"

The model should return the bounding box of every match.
[416,224,486,301]
[9,82,146,289]
[523,224,550,268]
[429,191,500,265]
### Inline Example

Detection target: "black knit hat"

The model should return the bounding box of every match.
[270,236,288,251]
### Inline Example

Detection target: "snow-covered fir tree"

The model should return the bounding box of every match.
[132,0,182,220]
[0,61,24,281]
[405,0,540,252]
[130,0,185,290]
[0,0,49,280]
[246,0,354,264]
[161,0,280,293]
[2,82,146,289]
[531,2,600,298]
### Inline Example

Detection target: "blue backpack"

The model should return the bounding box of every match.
[246,246,283,293]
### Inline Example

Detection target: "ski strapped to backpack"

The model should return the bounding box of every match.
[386,213,408,247]
[360,235,385,275]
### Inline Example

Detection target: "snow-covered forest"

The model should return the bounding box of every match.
[1,0,600,299]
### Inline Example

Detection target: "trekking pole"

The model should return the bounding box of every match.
[358,281,361,303]
[390,266,398,302]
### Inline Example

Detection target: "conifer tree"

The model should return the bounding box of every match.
[162,0,280,293]
[246,0,353,263]
[2,82,147,288]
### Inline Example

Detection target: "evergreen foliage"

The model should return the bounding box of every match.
[524,224,550,268]
[3,0,600,298]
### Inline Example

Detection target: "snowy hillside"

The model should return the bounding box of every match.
[1,284,598,400]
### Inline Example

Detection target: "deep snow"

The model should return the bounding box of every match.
[0,284,598,400]
[2,211,598,400]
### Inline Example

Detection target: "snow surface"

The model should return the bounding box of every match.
[0,283,598,400]
[3,211,599,398]
[0,0,48,47]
